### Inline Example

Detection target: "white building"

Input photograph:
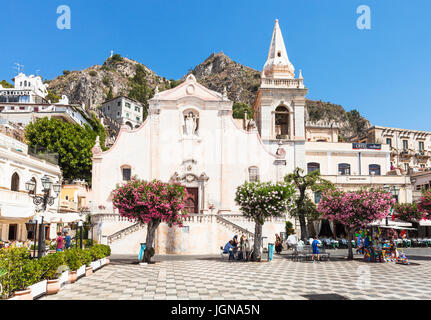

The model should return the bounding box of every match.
[0,73,48,103]
[0,132,62,242]
[100,96,143,130]
[90,20,413,255]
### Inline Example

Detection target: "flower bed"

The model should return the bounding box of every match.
[0,244,111,300]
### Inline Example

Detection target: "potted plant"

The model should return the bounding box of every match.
[80,249,93,276]
[0,248,38,300]
[40,252,66,295]
[64,249,82,284]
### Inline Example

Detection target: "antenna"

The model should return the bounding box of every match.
[14,63,24,74]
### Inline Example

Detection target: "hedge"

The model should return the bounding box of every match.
[0,244,111,299]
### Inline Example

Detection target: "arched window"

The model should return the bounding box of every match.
[338,163,351,176]
[307,162,320,174]
[248,166,259,182]
[369,164,381,176]
[125,121,133,130]
[275,106,289,139]
[29,177,37,195]
[11,173,20,191]
[121,166,131,181]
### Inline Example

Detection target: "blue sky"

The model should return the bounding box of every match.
[1,0,430,131]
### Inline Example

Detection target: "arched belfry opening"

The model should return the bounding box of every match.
[275,105,289,139]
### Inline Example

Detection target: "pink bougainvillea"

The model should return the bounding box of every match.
[418,189,431,219]
[112,178,189,227]
[317,188,395,259]
[112,178,189,263]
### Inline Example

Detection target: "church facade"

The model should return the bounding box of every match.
[90,20,412,255]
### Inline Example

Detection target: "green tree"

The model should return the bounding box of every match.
[0,80,13,88]
[106,87,113,100]
[25,118,102,182]
[284,168,334,241]
[235,181,296,261]
[232,102,254,119]
[63,70,71,76]
[128,64,153,120]
[111,54,122,63]
[45,91,61,103]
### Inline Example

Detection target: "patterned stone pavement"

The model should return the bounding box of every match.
[42,248,431,300]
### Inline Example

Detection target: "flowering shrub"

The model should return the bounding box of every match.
[394,203,423,222]
[112,178,188,262]
[235,181,295,261]
[418,189,431,218]
[318,188,394,259]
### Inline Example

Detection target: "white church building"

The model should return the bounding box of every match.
[90,20,412,255]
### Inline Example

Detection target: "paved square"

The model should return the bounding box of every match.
[42,248,431,300]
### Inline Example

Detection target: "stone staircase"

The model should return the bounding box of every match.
[93,213,285,254]
[107,222,144,245]
[215,215,255,240]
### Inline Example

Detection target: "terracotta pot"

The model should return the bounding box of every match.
[85,266,93,276]
[46,279,60,295]
[14,288,32,300]
[106,258,110,265]
[69,270,77,283]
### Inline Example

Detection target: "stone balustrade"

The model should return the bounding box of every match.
[260,78,304,89]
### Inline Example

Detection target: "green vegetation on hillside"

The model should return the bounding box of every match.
[45,90,61,103]
[0,80,13,88]
[306,100,369,140]
[128,64,154,120]
[232,102,254,119]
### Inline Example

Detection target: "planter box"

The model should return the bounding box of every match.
[59,271,69,286]
[100,258,106,266]
[29,280,47,299]
[91,260,101,271]
[76,265,86,279]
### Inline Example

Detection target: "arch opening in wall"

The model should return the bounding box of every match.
[11,172,20,191]
[275,106,289,139]
[29,177,37,195]
[125,121,133,130]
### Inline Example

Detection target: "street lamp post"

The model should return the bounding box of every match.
[78,220,83,249]
[25,175,61,258]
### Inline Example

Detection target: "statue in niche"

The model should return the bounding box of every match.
[184,112,197,136]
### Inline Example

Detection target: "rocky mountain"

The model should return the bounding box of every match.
[189,52,261,106]
[46,55,171,108]
[46,52,370,140]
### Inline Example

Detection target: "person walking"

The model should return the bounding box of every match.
[64,232,71,250]
[56,232,64,252]
[311,236,320,262]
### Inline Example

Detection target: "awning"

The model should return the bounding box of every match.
[0,204,35,224]
[378,225,417,230]
[53,212,82,223]
[369,218,412,227]
[419,220,431,227]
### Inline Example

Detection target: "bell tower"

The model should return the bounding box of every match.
[253,19,308,171]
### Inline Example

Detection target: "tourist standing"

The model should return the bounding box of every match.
[311,236,320,262]
[64,232,71,250]
[56,232,64,252]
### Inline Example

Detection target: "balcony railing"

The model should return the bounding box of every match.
[261,78,305,89]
